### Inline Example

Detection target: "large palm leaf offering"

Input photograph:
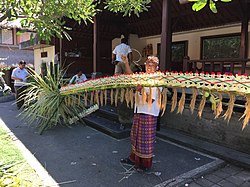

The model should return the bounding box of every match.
[60,71,250,130]
[21,67,98,134]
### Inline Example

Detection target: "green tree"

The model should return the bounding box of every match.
[0,0,232,41]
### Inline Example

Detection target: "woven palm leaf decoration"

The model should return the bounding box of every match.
[60,71,250,130]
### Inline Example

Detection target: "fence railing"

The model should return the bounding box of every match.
[183,57,250,74]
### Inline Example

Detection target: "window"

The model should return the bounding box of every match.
[41,52,48,58]
[171,41,187,62]
[157,41,187,61]
[201,34,240,59]
[0,29,13,44]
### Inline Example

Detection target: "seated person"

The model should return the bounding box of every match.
[69,71,87,84]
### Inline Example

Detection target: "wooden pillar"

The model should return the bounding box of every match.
[93,16,97,73]
[240,0,249,58]
[160,0,172,71]
[13,28,17,45]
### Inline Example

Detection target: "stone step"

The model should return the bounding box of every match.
[157,127,250,169]
[83,113,130,139]
[97,105,118,122]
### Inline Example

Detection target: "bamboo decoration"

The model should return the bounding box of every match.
[223,93,235,123]
[84,93,88,107]
[115,89,119,107]
[100,90,104,106]
[110,89,114,105]
[177,88,186,114]
[171,88,178,112]
[135,91,140,106]
[214,93,223,119]
[142,87,146,104]
[148,87,153,107]
[190,88,198,114]
[157,87,162,108]
[60,71,250,130]
[104,90,107,106]
[90,91,94,105]
[95,91,99,106]
[161,88,167,116]
[198,93,206,118]
[125,88,130,108]
[129,89,134,108]
[240,96,250,130]
[120,88,125,103]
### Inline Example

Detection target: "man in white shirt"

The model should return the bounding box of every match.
[11,60,29,109]
[69,71,87,84]
[112,38,133,74]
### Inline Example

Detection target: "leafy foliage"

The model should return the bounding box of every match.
[20,65,87,134]
[0,0,232,42]
[190,0,232,13]
[104,0,151,17]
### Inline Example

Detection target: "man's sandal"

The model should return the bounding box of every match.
[120,158,135,165]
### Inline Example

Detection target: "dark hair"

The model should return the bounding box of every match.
[19,60,26,65]
[121,38,128,44]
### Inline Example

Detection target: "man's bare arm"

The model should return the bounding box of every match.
[121,55,133,74]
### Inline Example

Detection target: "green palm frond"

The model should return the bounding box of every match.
[20,64,88,134]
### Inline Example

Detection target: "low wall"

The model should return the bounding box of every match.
[161,104,250,154]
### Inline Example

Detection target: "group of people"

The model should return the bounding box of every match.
[11,37,161,171]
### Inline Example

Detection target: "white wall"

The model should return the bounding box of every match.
[139,23,250,60]
[112,23,250,72]
[34,46,55,74]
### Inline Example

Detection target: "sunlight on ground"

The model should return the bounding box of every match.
[0,117,59,187]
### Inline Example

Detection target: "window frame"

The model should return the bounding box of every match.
[200,33,241,60]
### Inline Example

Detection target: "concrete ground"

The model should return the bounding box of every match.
[1,101,250,187]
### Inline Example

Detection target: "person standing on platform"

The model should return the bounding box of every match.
[112,37,133,74]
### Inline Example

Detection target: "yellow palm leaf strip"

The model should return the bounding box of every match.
[157,87,162,108]
[171,88,177,112]
[177,88,186,114]
[100,90,104,106]
[120,88,125,103]
[147,87,153,109]
[190,88,198,114]
[129,89,134,108]
[95,91,99,105]
[223,93,235,123]
[141,87,146,104]
[214,93,223,119]
[135,90,140,106]
[161,88,167,116]
[104,89,107,105]
[90,91,94,105]
[110,89,114,105]
[78,94,81,106]
[72,96,76,106]
[198,93,206,118]
[125,88,130,108]
[84,93,88,107]
[115,89,119,107]
[240,96,250,130]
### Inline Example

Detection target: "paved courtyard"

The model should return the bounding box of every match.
[1,101,250,186]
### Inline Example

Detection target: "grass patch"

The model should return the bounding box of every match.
[0,127,42,186]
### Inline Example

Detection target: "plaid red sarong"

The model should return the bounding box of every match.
[130,113,157,159]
